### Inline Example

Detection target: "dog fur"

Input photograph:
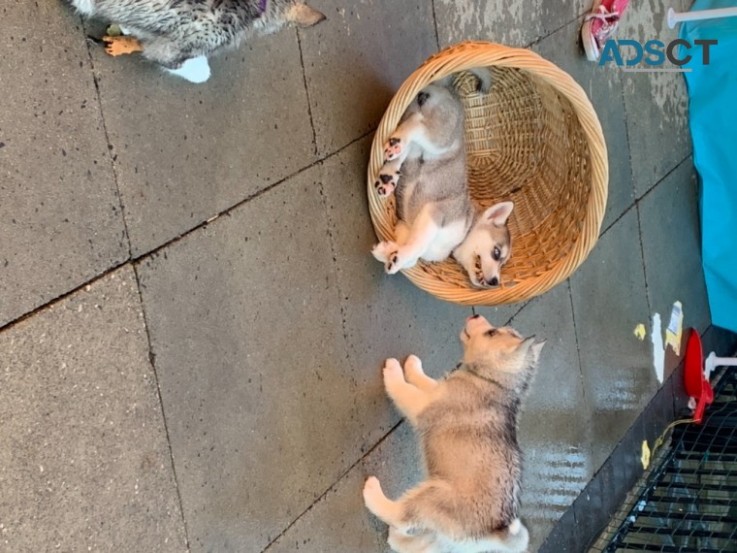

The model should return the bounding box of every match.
[363,314,544,553]
[371,70,514,288]
[68,0,325,80]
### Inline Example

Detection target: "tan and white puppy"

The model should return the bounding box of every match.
[371,70,514,288]
[363,314,544,553]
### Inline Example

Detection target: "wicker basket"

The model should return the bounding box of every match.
[367,41,608,306]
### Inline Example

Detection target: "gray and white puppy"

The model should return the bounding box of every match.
[69,0,325,82]
[371,70,514,288]
[363,314,544,553]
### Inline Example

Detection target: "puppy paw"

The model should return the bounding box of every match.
[363,476,383,505]
[383,358,404,384]
[374,171,399,198]
[372,241,397,263]
[102,35,143,56]
[383,136,403,162]
[404,355,423,376]
[386,247,419,274]
[385,250,401,274]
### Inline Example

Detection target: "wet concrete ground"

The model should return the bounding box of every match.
[0,0,720,551]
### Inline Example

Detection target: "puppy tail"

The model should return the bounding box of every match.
[483,519,530,553]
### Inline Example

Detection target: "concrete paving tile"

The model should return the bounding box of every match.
[434,0,581,49]
[298,0,436,156]
[0,266,186,552]
[569,209,657,470]
[532,18,635,232]
[510,283,594,551]
[88,28,316,256]
[0,2,128,326]
[617,0,692,198]
[639,159,710,349]
[265,424,418,553]
[135,171,365,552]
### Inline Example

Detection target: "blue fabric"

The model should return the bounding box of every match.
[681,0,737,333]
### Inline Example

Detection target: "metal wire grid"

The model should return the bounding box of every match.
[590,368,737,552]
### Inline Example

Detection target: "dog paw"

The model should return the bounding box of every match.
[372,241,397,263]
[363,476,383,504]
[385,250,401,274]
[102,35,143,56]
[404,355,423,376]
[374,171,399,198]
[383,358,404,383]
[383,136,403,162]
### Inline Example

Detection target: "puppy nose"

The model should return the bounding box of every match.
[487,277,499,287]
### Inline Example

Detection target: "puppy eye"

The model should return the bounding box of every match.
[486,329,498,337]
[492,247,501,261]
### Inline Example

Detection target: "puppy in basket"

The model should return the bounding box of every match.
[68,0,325,83]
[372,69,514,289]
[363,314,544,553]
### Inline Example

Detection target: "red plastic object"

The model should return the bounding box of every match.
[684,328,715,424]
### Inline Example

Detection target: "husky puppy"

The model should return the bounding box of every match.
[371,71,514,288]
[363,314,544,553]
[68,0,325,82]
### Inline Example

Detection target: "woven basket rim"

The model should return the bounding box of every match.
[367,41,609,306]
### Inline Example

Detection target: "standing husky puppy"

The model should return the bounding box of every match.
[363,314,544,553]
[68,0,325,82]
[371,71,514,288]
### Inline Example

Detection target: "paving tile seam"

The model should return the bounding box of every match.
[316,178,351,355]
[565,278,588,406]
[430,0,441,51]
[80,16,133,261]
[595,152,689,242]
[598,154,690,239]
[131,264,193,553]
[0,260,130,334]
[525,13,585,49]
[634,202,653,315]
[296,28,319,157]
[635,154,692,203]
[619,70,636,208]
[260,419,405,553]
[503,299,532,326]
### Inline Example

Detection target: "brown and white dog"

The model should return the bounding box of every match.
[363,314,544,553]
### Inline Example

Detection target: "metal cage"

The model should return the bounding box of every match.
[592,368,737,552]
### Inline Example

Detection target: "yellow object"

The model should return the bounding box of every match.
[634,323,647,340]
[367,41,608,305]
[641,440,651,470]
[103,35,143,57]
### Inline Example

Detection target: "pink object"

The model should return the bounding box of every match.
[581,0,630,61]
[683,328,714,424]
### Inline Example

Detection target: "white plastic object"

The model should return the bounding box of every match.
[704,351,737,381]
[667,6,737,29]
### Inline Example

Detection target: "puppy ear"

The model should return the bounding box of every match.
[530,340,545,365]
[483,201,514,226]
[516,336,545,365]
[288,3,327,27]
